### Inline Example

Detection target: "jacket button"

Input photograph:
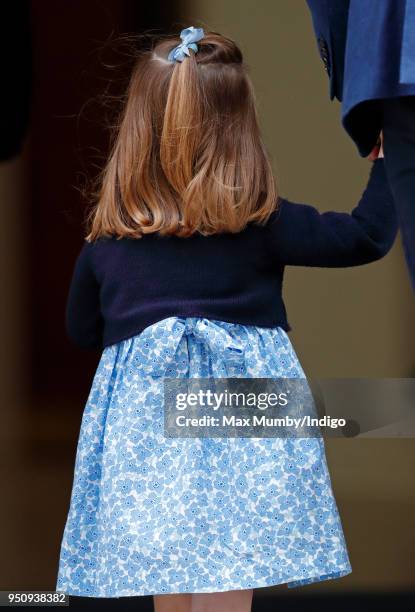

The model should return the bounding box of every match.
[317,37,330,75]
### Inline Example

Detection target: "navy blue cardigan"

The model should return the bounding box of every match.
[66,160,397,350]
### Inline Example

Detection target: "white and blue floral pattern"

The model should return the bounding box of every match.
[56,317,351,597]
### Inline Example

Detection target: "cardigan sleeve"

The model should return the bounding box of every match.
[65,240,104,350]
[268,159,398,267]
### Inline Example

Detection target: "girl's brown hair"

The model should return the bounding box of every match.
[86,30,277,240]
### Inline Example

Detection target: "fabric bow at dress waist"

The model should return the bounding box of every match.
[128,317,247,378]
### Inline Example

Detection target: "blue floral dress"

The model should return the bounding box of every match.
[56,317,351,597]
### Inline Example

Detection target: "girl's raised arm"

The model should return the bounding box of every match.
[268,159,398,267]
[65,241,104,349]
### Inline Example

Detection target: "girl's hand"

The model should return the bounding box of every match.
[368,132,384,160]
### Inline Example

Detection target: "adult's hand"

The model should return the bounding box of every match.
[368,132,384,160]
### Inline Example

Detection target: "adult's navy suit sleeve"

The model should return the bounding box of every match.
[65,241,104,350]
[269,159,397,267]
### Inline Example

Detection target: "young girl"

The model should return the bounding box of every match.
[56,27,396,612]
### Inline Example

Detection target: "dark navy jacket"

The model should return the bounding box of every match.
[306,0,415,156]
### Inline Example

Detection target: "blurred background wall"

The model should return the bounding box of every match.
[0,0,414,610]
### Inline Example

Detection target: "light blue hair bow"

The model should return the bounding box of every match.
[168,26,205,63]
